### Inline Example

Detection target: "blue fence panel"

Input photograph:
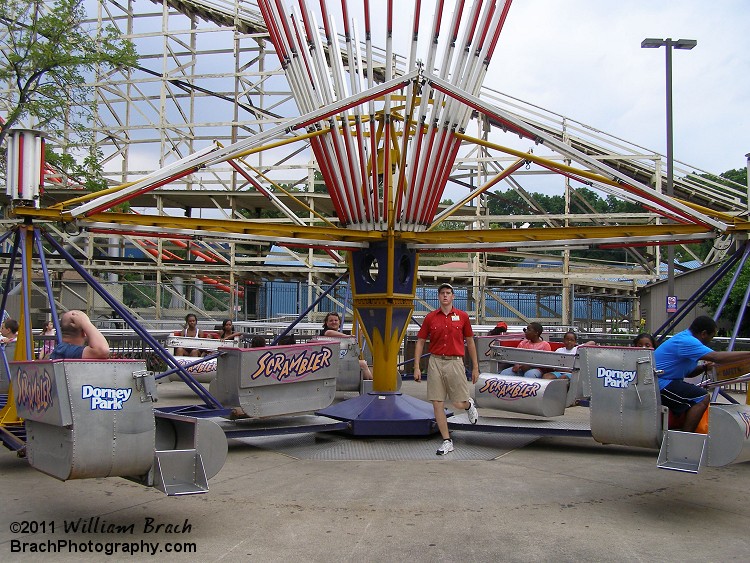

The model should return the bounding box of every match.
[255,281,633,325]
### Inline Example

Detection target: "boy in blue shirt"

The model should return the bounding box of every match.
[654,315,750,432]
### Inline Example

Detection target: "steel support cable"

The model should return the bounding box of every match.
[349,20,375,227]
[392,0,424,230]
[336,7,369,229]
[317,5,364,226]
[402,4,451,230]
[132,64,281,120]
[412,0,475,229]
[423,0,501,226]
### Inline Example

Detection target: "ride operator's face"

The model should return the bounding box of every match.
[439,288,454,308]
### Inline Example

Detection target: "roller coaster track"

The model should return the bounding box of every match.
[152,0,745,216]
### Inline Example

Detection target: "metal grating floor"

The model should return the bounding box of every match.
[449,411,592,436]
[231,430,538,461]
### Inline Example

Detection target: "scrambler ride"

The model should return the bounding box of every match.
[465,336,750,473]
[3,0,750,497]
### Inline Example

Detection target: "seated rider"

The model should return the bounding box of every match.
[175,313,206,357]
[0,318,19,344]
[542,331,596,380]
[632,333,657,349]
[48,310,110,360]
[249,335,266,348]
[276,334,296,345]
[320,312,373,380]
[499,322,551,378]
[487,321,508,336]
[219,319,243,341]
[654,315,750,432]
[542,330,578,380]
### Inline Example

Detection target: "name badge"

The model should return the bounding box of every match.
[451,315,459,321]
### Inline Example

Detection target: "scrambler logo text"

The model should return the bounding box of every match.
[478,377,541,400]
[249,347,333,381]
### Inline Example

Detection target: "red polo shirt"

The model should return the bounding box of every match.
[417,307,473,356]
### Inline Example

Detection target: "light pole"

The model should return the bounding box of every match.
[641,38,697,319]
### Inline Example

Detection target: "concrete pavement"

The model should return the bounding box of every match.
[2,380,749,562]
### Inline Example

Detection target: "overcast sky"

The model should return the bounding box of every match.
[116,0,750,208]
[350,0,749,177]
[487,0,749,176]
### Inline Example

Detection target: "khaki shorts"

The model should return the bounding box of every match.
[426,355,470,403]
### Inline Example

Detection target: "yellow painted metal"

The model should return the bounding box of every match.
[17,226,33,362]
[399,222,713,245]
[427,157,526,231]
[13,205,728,247]
[238,159,337,228]
[678,200,748,225]
[0,352,21,424]
[50,178,142,209]
[0,227,31,427]
[50,130,329,212]
[455,131,631,189]
[348,232,418,393]
[11,207,384,243]
[0,394,21,425]
[229,128,329,160]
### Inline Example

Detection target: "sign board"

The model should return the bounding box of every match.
[666,295,678,314]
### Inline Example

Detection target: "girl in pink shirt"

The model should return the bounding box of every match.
[499,322,551,378]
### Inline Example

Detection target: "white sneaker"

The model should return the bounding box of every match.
[436,439,454,455]
[467,397,479,424]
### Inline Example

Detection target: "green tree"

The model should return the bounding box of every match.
[700,168,750,329]
[0,0,137,148]
[719,168,747,186]
[702,262,750,336]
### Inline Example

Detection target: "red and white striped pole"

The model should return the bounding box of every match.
[5,129,45,207]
